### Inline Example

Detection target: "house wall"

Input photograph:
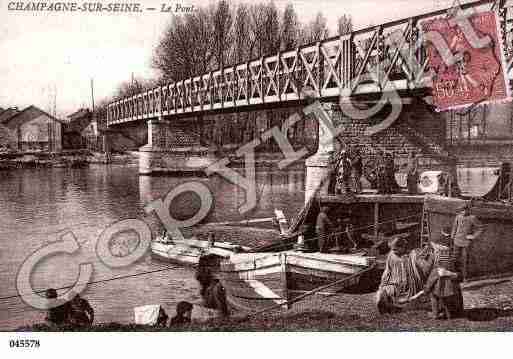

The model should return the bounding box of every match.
[18,114,62,152]
[0,124,16,149]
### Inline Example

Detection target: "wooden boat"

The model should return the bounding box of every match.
[218,251,377,312]
[151,236,249,266]
[424,195,513,281]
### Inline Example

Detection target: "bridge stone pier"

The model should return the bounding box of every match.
[139,117,217,175]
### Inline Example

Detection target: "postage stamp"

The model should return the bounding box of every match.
[422,11,511,111]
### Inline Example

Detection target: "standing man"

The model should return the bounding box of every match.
[406,150,419,195]
[451,202,484,280]
[375,150,386,194]
[384,152,399,194]
[336,150,352,194]
[316,206,334,253]
[351,147,363,194]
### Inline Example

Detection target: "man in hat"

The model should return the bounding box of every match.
[451,202,483,280]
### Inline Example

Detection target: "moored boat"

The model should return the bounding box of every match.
[151,235,249,266]
[424,195,513,281]
[218,251,377,312]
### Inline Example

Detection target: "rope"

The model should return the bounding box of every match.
[0,265,179,302]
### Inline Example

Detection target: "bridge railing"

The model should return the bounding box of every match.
[107,0,511,126]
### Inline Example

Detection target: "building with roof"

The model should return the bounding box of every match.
[0,105,63,152]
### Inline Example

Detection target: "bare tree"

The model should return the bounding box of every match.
[337,14,353,35]
[249,2,280,58]
[280,3,299,51]
[232,3,252,64]
[263,1,280,55]
[152,10,214,82]
[301,12,329,44]
[212,0,233,69]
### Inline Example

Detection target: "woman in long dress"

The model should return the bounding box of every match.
[376,238,434,314]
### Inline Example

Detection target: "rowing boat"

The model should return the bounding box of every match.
[150,236,249,266]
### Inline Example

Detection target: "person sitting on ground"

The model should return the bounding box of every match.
[316,206,335,253]
[156,307,169,327]
[67,291,94,327]
[376,237,431,314]
[44,288,71,327]
[169,301,193,326]
[196,255,230,318]
[423,242,463,319]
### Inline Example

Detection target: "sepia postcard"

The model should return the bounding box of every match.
[1,0,513,356]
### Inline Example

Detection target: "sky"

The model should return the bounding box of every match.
[0,0,466,116]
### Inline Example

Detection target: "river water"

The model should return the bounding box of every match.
[0,164,306,330]
[0,164,497,330]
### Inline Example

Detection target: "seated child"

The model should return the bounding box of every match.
[423,240,463,319]
[169,301,193,326]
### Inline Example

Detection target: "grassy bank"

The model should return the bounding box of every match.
[15,279,513,332]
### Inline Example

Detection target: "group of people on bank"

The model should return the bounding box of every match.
[330,145,459,197]
[330,146,422,195]
[44,288,195,329]
[377,202,483,319]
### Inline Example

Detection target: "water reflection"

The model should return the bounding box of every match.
[457,167,499,196]
[139,169,306,224]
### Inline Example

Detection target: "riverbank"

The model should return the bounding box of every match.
[0,150,137,169]
[15,278,513,332]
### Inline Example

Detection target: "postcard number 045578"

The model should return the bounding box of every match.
[9,339,40,348]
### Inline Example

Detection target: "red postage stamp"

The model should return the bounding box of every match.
[422,11,511,111]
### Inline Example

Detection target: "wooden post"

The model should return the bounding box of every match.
[277,51,281,101]
[260,56,265,103]
[317,42,322,97]
[373,202,380,238]
[233,65,237,107]
[246,61,250,105]
[280,253,289,309]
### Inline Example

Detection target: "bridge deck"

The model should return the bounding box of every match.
[108,0,513,126]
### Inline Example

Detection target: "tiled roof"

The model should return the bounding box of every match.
[0,108,20,124]
[3,105,64,129]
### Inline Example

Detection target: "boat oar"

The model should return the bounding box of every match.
[238,264,377,321]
